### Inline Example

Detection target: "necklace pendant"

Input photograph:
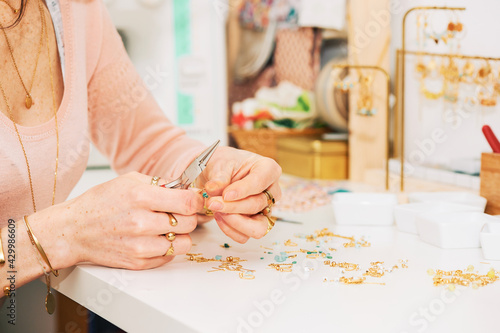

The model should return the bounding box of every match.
[25,95,33,109]
[45,290,56,315]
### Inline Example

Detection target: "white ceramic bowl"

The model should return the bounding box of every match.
[408,192,487,211]
[332,193,398,226]
[394,202,483,234]
[480,221,500,260]
[416,212,498,249]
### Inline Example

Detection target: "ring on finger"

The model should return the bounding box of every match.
[261,190,275,216]
[151,176,161,186]
[164,243,174,256]
[167,212,178,226]
[164,234,175,256]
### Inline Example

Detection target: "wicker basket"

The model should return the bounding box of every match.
[229,127,328,160]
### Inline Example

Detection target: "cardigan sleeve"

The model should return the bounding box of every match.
[86,2,206,180]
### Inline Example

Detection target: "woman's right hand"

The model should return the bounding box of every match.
[35,171,203,271]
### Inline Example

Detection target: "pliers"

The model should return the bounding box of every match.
[160,140,220,189]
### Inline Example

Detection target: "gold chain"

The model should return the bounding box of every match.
[0,0,19,14]
[0,0,44,109]
[0,0,58,213]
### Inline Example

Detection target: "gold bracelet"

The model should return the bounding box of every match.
[23,216,59,277]
[29,226,56,315]
[0,228,5,265]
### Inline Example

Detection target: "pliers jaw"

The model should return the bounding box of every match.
[160,140,220,189]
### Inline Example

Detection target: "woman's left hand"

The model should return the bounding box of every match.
[196,146,282,243]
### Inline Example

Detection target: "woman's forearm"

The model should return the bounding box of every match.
[1,204,76,298]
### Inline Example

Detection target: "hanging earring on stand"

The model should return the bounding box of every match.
[356,74,376,116]
[494,65,500,96]
[415,13,427,78]
[443,57,460,104]
[475,61,497,126]
[420,57,445,100]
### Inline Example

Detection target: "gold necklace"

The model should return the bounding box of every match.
[0,0,58,213]
[0,0,19,14]
[0,0,59,314]
[0,0,44,109]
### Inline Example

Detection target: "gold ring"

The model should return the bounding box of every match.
[167,213,178,226]
[263,215,276,236]
[263,190,275,205]
[164,243,175,256]
[166,232,176,242]
[261,190,275,216]
[151,176,161,186]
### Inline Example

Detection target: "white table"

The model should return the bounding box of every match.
[54,170,500,333]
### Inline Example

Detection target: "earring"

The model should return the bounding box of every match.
[357,74,376,116]
[443,58,460,103]
[420,57,444,100]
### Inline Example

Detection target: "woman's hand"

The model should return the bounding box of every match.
[42,171,203,270]
[196,147,282,243]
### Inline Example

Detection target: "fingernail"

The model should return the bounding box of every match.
[208,201,223,211]
[224,191,238,201]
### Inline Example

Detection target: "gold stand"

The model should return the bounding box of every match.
[398,6,466,191]
[331,64,391,190]
[398,49,500,62]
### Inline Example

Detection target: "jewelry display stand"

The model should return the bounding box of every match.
[396,6,466,191]
[331,64,391,190]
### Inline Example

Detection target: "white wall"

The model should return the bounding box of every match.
[390,0,500,172]
[88,0,229,167]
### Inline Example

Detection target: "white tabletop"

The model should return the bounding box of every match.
[55,170,500,333]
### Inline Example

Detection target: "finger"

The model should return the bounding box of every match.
[124,211,198,236]
[124,256,176,271]
[197,214,214,224]
[134,174,204,215]
[214,213,250,244]
[120,234,192,258]
[222,158,281,201]
[206,183,282,215]
[215,213,269,240]
[159,233,192,257]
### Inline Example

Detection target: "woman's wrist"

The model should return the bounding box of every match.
[27,200,80,270]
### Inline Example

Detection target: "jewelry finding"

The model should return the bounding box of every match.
[263,215,276,236]
[150,176,161,186]
[201,189,214,216]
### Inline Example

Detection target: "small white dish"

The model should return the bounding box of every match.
[332,193,398,226]
[394,202,483,234]
[408,192,487,211]
[480,221,500,260]
[416,212,498,249]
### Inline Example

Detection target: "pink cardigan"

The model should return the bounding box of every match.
[0,0,205,225]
